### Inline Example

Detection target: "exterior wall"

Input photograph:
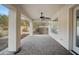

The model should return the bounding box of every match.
[49,5,75,50]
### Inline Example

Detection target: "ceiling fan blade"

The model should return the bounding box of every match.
[45,17,51,19]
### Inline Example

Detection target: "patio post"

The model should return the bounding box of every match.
[8,8,21,52]
[29,20,33,35]
[48,21,51,35]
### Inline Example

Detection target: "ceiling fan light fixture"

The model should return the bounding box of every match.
[40,12,51,21]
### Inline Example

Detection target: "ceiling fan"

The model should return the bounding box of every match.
[40,12,51,20]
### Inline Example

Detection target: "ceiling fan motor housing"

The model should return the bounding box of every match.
[40,16,44,19]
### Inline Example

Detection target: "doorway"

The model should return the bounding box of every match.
[73,6,79,54]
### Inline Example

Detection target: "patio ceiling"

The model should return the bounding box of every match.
[19,4,65,20]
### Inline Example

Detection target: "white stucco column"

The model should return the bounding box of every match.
[29,20,33,35]
[8,8,21,52]
[48,21,51,35]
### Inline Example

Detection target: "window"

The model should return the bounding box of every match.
[51,18,58,34]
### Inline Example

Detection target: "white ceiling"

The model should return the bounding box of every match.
[20,4,65,20]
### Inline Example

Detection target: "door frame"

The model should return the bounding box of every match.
[73,6,79,54]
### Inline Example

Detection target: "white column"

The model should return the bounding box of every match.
[48,21,51,35]
[48,21,50,34]
[8,9,21,52]
[29,20,33,35]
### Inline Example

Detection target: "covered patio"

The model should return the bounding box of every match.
[0,4,76,55]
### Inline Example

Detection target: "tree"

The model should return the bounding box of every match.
[21,20,29,26]
[21,20,29,32]
[0,15,8,26]
[0,15,8,30]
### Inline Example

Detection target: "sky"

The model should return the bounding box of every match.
[0,5,9,15]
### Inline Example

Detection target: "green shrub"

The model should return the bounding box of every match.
[22,28,28,32]
[0,31,8,37]
[0,32,3,37]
